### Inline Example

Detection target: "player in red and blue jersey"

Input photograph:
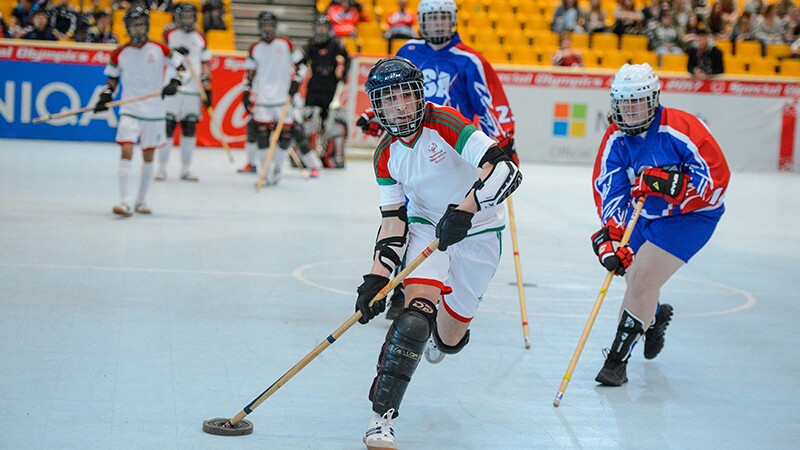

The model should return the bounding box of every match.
[590,63,730,386]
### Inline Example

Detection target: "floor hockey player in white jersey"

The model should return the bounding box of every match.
[354,57,522,450]
[240,11,322,184]
[155,2,212,182]
[93,6,185,217]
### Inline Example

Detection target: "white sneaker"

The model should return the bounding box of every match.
[154,169,166,181]
[424,335,445,364]
[112,203,132,217]
[180,172,199,182]
[363,409,397,450]
[134,201,152,215]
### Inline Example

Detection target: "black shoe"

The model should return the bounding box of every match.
[644,304,673,360]
[385,286,405,320]
[596,356,628,386]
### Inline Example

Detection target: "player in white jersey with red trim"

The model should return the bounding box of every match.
[94,6,185,217]
[240,11,322,184]
[156,2,212,182]
[354,57,522,450]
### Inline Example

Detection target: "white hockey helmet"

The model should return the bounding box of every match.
[610,63,661,136]
[418,0,457,45]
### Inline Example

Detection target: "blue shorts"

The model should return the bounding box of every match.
[628,207,724,263]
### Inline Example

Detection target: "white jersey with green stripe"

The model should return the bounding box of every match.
[373,102,506,235]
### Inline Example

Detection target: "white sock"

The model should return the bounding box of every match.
[180,135,195,175]
[157,145,170,172]
[257,148,267,171]
[137,161,154,204]
[246,141,257,165]
[300,150,322,170]
[118,159,132,206]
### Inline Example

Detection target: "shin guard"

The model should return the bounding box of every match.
[608,309,645,361]
[431,325,470,355]
[369,298,436,417]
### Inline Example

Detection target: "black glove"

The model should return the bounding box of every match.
[93,85,114,113]
[498,136,519,165]
[174,46,189,55]
[288,80,300,96]
[201,75,212,108]
[436,204,474,251]
[355,274,390,324]
[161,78,181,98]
[242,89,252,112]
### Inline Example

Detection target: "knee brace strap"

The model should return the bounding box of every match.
[257,125,270,149]
[278,129,292,149]
[166,117,177,138]
[181,117,197,137]
[608,309,644,362]
[432,326,470,355]
[246,120,258,143]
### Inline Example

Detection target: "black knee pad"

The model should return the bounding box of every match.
[257,125,270,149]
[246,120,258,143]
[369,298,436,416]
[278,129,292,149]
[181,117,198,137]
[432,325,470,355]
[166,117,177,138]
[291,123,312,155]
[608,309,644,362]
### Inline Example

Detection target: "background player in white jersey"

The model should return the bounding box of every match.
[155,2,212,182]
[354,57,521,450]
[240,11,322,184]
[94,6,185,217]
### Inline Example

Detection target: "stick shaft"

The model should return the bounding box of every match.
[288,149,310,180]
[256,98,292,190]
[32,92,161,123]
[226,238,439,426]
[553,198,645,407]
[183,55,234,162]
[506,195,531,348]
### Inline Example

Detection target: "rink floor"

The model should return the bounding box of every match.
[0,139,798,449]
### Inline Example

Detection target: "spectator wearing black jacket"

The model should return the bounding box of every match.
[49,0,78,39]
[20,9,57,40]
[688,29,724,77]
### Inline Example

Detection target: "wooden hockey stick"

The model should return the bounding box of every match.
[32,92,161,123]
[287,149,310,180]
[255,97,292,191]
[506,195,531,349]
[553,197,646,407]
[183,55,234,163]
[205,238,440,434]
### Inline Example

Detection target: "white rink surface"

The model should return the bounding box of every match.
[1,138,798,450]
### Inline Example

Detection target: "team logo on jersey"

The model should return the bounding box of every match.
[552,102,587,137]
[427,142,445,163]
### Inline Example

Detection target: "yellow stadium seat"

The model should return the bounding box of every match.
[343,37,359,55]
[582,50,602,68]
[360,37,390,56]
[483,45,509,63]
[779,59,800,77]
[766,44,791,60]
[570,33,590,49]
[601,51,630,69]
[486,0,512,15]
[715,39,733,56]
[206,30,236,51]
[747,58,778,76]
[630,51,658,67]
[591,32,619,51]
[620,34,648,53]
[531,31,559,48]
[503,29,530,47]
[522,14,550,32]
[660,53,688,72]
[469,12,491,30]
[724,57,747,74]
[515,2,541,16]
[510,46,538,65]
[735,41,762,59]
[357,22,383,40]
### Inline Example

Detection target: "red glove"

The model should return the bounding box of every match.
[631,168,691,204]
[356,108,384,137]
[591,224,634,276]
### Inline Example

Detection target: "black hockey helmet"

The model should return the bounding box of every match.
[257,11,278,41]
[366,57,426,138]
[124,6,150,45]
[172,2,198,32]
[312,15,331,43]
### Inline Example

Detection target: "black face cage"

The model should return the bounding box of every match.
[126,17,149,44]
[177,10,197,32]
[369,80,426,138]
[259,18,277,41]
[610,91,660,136]
[420,11,455,45]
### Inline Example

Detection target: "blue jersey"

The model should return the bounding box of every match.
[396,33,515,144]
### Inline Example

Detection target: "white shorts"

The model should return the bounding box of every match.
[404,223,502,323]
[165,93,202,122]
[252,104,302,126]
[116,114,167,150]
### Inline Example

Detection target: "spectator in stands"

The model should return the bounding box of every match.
[692,0,710,21]
[327,0,363,38]
[648,9,684,62]
[19,9,57,40]
[5,15,22,37]
[49,0,79,39]
[776,0,795,19]
[790,36,800,58]
[85,10,118,43]
[707,1,730,39]
[730,11,757,42]
[673,0,692,29]
[551,32,584,66]
[12,0,36,29]
[580,0,607,34]
[202,0,227,31]
[784,6,799,44]
[743,0,763,16]
[612,0,644,36]
[681,11,703,48]
[753,4,785,49]
[383,0,417,40]
[641,0,663,29]
[0,13,8,38]
[688,28,723,77]
[552,0,581,33]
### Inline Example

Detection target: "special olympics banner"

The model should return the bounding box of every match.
[0,39,249,147]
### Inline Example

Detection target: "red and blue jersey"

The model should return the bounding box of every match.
[592,106,730,226]
[396,33,514,144]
